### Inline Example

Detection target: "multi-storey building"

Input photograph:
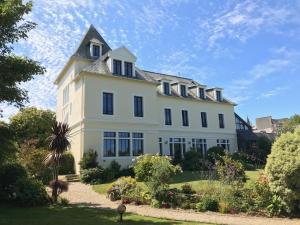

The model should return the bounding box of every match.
[55,25,238,172]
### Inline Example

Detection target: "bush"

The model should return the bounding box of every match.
[118,167,135,177]
[181,183,195,194]
[134,154,182,198]
[265,128,300,214]
[80,166,104,184]
[107,176,138,202]
[109,160,121,177]
[216,154,246,185]
[196,196,219,212]
[59,152,75,175]
[58,197,69,206]
[14,178,49,206]
[79,149,98,170]
[182,149,206,171]
[206,146,225,164]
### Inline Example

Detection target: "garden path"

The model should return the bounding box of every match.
[62,182,300,225]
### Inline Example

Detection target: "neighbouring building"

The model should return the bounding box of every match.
[55,25,238,173]
[253,116,288,138]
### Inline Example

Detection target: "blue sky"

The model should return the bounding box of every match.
[2,0,300,123]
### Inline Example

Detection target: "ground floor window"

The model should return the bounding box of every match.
[103,131,144,157]
[103,132,116,157]
[192,138,207,156]
[169,138,186,161]
[132,133,144,156]
[217,139,230,151]
[159,137,163,156]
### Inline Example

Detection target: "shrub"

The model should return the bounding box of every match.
[58,197,69,206]
[206,146,225,164]
[196,196,219,212]
[182,149,205,171]
[79,149,98,170]
[118,167,135,177]
[80,166,104,184]
[109,160,121,177]
[265,128,300,214]
[181,183,195,194]
[107,176,138,202]
[134,154,182,198]
[14,178,49,206]
[216,154,246,185]
[59,152,75,175]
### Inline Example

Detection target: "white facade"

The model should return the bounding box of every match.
[55,25,238,173]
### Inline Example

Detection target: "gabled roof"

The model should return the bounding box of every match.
[74,24,111,59]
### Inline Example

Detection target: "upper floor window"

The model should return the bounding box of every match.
[113,59,122,75]
[180,84,187,97]
[216,90,222,102]
[199,88,205,99]
[182,110,189,126]
[124,62,133,77]
[92,45,100,57]
[163,82,170,95]
[201,112,207,127]
[103,92,113,115]
[219,113,225,128]
[63,85,69,105]
[164,108,172,125]
[134,96,143,117]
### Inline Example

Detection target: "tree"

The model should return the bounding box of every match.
[10,107,55,147]
[265,127,300,214]
[0,0,45,114]
[45,122,71,203]
[0,121,17,166]
[278,114,300,135]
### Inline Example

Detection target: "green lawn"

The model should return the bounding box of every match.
[0,206,214,225]
[93,170,261,195]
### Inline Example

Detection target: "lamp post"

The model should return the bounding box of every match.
[117,203,126,222]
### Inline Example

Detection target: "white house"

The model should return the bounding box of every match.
[55,25,238,173]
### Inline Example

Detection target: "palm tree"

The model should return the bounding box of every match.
[45,121,71,203]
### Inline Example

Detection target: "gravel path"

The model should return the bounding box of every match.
[62,182,300,225]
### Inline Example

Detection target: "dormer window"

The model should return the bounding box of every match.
[216,90,222,102]
[92,45,100,57]
[180,84,187,97]
[90,38,102,59]
[199,88,205,99]
[124,62,133,77]
[163,82,170,95]
[113,59,122,75]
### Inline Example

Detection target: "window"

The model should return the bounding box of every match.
[201,112,207,128]
[103,132,116,157]
[216,90,222,101]
[182,110,189,126]
[92,45,100,57]
[118,132,130,156]
[103,92,113,115]
[113,59,122,75]
[219,113,225,128]
[192,139,207,156]
[63,85,69,105]
[159,137,163,156]
[134,96,143,117]
[132,133,143,156]
[163,82,170,95]
[124,62,133,77]
[217,139,230,151]
[180,85,187,97]
[169,138,186,158]
[199,88,205,99]
[164,108,172,125]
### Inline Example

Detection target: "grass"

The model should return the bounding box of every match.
[93,170,261,195]
[0,205,215,225]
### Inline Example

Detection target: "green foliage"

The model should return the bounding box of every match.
[14,178,49,207]
[58,152,75,175]
[265,127,300,214]
[79,149,98,170]
[80,166,104,184]
[267,194,287,216]
[0,1,45,113]
[196,196,219,212]
[278,114,300,135]
[18,140,52,184]
[182,149,206,171]
[0,121,17,166]
[206,146,225,164]
[216,154,246,185]
[181,183,195,194]
[108,160,121,178]
[10,107,55,147]
[134,154,182,198]
[58,197,69,206]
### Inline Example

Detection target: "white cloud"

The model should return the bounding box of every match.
[258,86,289,99]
